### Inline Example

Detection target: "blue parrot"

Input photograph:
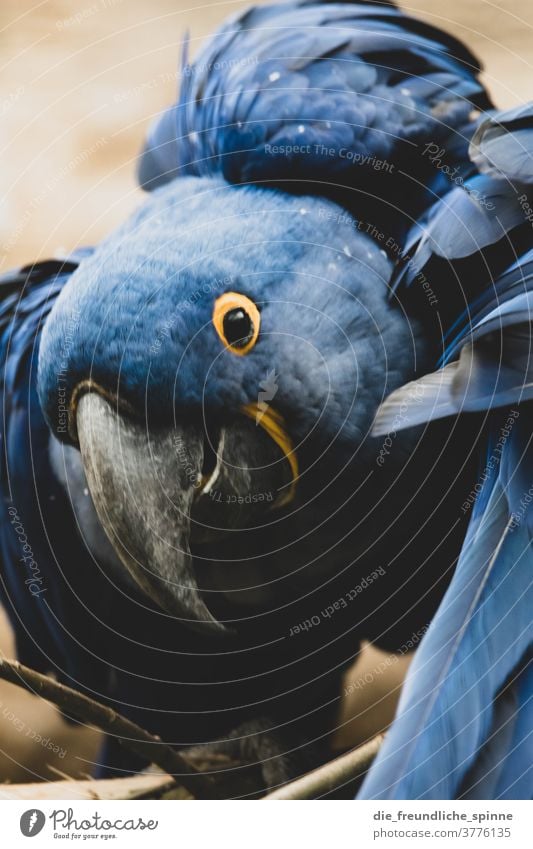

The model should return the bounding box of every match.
[0,0,530,797]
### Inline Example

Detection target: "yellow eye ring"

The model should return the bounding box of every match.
[213,292,260,356]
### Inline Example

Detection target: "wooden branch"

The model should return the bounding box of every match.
[0,773,179,801]
[0,654,211,796]
[263,734,384,800]
[0,653,383,801]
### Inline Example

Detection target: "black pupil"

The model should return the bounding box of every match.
[223,308,253,348]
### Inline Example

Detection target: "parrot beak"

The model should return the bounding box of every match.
[74,390,294,633]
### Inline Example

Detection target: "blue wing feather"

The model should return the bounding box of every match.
[390,104,533,325]
[470,103,533,185]
[458,669,522,799]
[360,436,533,798]
[493,658,533,799]
[459,652,532,799]
[366,103,533,799]
[0,254,111,693]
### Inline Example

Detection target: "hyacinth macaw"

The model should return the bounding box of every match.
[0,0,530,797]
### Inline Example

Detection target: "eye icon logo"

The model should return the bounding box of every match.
[20,810,46,837]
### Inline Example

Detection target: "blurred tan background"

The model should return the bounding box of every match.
[0,0,532,783]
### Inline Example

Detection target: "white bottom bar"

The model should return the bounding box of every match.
[2,799,531,848]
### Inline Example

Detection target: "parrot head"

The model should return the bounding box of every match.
[38,176,420,633]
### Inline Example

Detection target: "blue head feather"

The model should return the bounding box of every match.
[38,176,419,456]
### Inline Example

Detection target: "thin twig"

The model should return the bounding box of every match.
[0,773,177,801]
[263,734,384,800]
[0,654,211,796]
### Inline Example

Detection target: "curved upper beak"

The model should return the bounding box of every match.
[75,391,295,633]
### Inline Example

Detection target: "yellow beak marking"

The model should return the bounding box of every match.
[241,403,298,507]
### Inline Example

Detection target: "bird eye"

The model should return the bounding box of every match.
[213,292,260,355]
